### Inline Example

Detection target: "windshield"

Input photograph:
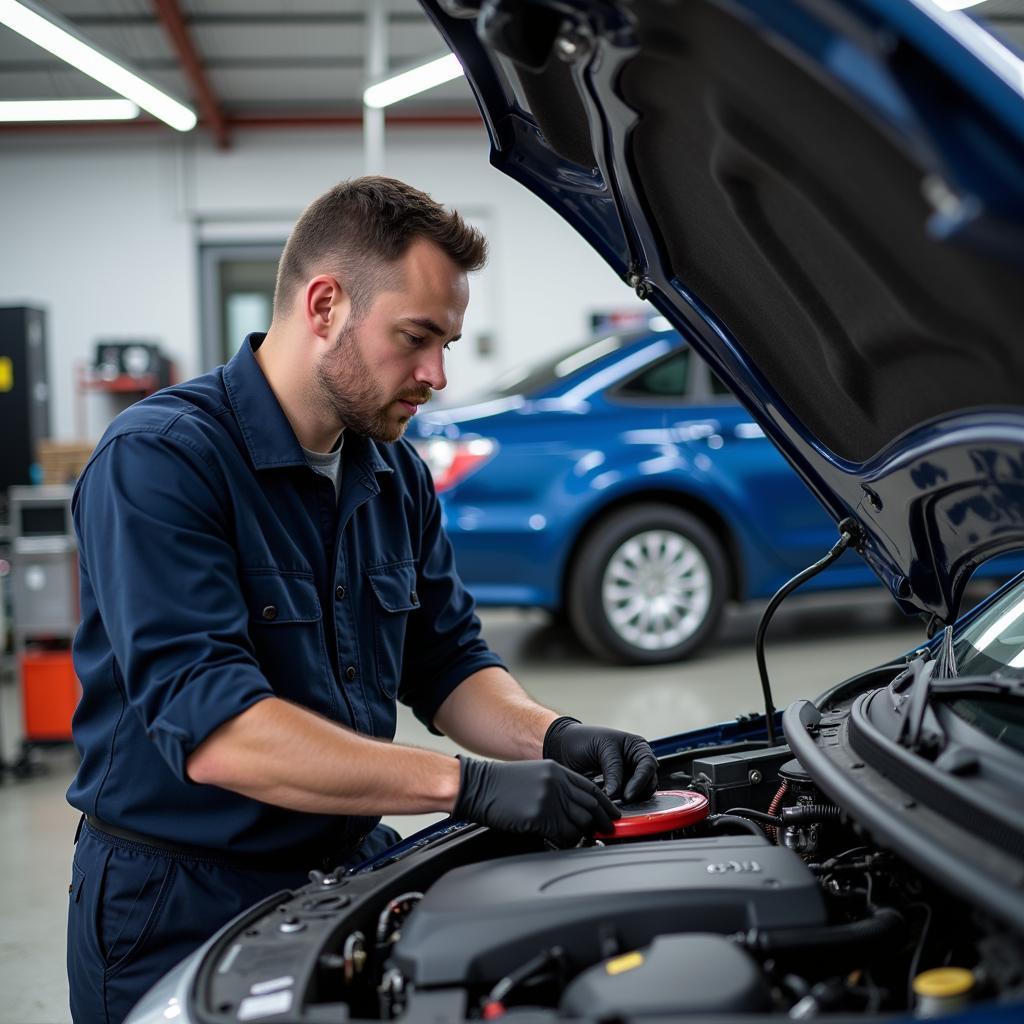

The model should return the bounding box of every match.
[950,575,1024,752]
[482,330,649,399]
[922,1,1024,92]
[953,579,1024,675]
[961,0,1024,57]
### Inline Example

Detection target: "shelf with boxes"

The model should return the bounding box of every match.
[35,440,95,487]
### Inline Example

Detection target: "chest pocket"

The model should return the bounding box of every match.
[240,570,336,715]
[365,561,420,698]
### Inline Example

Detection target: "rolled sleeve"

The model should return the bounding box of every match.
[397,466,505,733]
[74,427,275,781]
[147,669,273,782]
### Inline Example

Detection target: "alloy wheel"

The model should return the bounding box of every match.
[600,529,713,652]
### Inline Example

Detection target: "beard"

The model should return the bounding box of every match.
[312,321,430,443]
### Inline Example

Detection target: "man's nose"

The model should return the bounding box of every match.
[414,346,447,392]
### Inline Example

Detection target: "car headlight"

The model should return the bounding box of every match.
[411,437,497,493]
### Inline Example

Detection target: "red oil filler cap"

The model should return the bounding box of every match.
[596,790,710,839]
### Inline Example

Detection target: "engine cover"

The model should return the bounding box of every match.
[391,835,824,987]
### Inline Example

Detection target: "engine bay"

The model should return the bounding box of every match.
[188,665,1024,1023]
[390,835,825,990]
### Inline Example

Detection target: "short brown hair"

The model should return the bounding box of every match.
[273,176,487,318]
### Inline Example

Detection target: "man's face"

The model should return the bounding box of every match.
[313,237,468,443]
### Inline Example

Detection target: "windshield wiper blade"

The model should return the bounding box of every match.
[926,676,1024,698]
[897,658,940,753]
[896,658,1024,753]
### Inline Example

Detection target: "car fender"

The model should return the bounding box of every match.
[553,434,802,601]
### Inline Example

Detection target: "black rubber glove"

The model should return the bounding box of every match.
[453,756,621,846]
[543,717,659,802]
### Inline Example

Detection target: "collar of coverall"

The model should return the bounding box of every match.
[224,333,394,481]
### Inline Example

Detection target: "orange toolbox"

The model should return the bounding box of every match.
[20,650,80,742]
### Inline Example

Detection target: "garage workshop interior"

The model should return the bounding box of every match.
[2,1,1024,1023]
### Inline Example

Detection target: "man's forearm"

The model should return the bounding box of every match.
[432,666,561,760]
[186,697,460,815]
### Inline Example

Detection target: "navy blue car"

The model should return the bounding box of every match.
[410,328,1016,663]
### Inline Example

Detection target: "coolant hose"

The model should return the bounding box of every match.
[723,807,783,825]
[780,804,842,824]
[741,906,905,959]
[724,804,843,826]
[705,814,769,839]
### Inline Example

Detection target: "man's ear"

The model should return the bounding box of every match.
[303,275,351,340]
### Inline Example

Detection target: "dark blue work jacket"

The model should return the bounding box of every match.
[67,335,503,856]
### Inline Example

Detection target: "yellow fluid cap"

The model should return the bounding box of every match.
[913,968,975,998]
[605,952,645,976]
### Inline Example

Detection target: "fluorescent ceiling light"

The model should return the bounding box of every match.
[0,98,139,121]
[0,0,196,131]
[363,53,463,109]
[930,0,989,9]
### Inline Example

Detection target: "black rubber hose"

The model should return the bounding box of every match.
[780,804,842,824]
[724,804,844,827]
[754,519,860,745]
[742,907,905,961]
[723,807,781,825]
[705,814,769,840]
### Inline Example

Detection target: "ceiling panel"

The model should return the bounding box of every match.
[183,0,393,15]
[71,23,174,61]
[0,5,454,70]
[194,24,371,61]
[48,0,149,15]
[0,68,114,98]
[214,68,474,110]
[208,65,363,106]
[0,0,478,139]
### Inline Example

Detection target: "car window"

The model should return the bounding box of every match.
[709,370,733,397]
[613,349,690,398]
[485,330,649,398]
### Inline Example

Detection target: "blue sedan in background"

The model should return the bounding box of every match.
[409,325,888,664]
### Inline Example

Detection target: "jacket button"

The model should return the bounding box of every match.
[345,666,356,681]
[335,586,346,600]
[262,605,277,621]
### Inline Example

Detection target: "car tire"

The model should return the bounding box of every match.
[567,504,729,664]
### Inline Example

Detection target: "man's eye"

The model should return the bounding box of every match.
[403,332,425,346]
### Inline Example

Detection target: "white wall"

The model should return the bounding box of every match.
[0,125,641,440]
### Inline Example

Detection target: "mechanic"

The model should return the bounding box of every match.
[66,177,658,1023]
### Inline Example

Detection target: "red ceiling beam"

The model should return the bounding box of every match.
[151,0,229,149]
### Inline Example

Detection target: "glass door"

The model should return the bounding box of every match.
[200,243,283,370]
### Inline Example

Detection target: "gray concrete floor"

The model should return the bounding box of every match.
[0,594,925,1024]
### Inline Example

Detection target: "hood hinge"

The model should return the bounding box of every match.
[626,264,652,300]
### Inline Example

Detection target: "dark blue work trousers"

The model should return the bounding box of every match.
[67,819,399,1024]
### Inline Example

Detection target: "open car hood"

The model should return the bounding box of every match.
[421,0,1024,625]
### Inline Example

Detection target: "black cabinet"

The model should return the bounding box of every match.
[0,307,50,493]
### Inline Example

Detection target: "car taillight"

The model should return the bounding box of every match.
[412,437,497,493]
